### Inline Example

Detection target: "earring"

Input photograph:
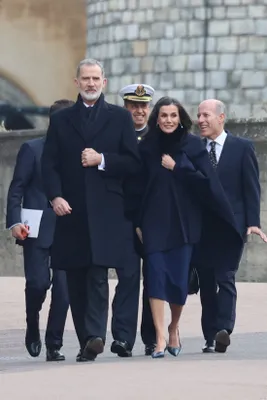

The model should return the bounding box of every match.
[180,123,184,129]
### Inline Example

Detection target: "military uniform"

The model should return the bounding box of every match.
[136,125,148,142]
[110,84,156,357]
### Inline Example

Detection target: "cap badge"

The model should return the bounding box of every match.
[135,85,146,97]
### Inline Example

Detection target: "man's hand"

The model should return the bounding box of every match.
[162,154,176,171]
[81,148,102,167]
[11,223,30,240]
[136,227,143,244]
[247,226,267,243]
[52,197,72,216]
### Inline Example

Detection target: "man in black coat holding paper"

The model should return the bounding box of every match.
[6,99,73,361]
[41,59,141,362]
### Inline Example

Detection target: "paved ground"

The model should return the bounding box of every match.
[0,278,266,399]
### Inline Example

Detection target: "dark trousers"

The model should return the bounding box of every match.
[66,265,109,349]
[111,259,140,350]
[23,240,69,349]
[198,267,237,342]
[140,260,156,346]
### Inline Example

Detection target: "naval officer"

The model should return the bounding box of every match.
[119,84,154,141]
[111,84,156,357]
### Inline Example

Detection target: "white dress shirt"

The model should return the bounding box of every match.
[206,130,227,163]
[83,102,105,170]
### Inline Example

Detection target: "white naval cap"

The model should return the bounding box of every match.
[119,84,155,103]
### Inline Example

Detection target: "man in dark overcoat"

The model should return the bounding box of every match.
[41,59,141,362]
[195,99,267,353]
[6,99,73,361]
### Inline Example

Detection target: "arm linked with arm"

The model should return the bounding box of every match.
[101,111,141,178]
[172,138,211,199]
[123,160,148,228]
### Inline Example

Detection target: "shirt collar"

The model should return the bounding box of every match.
[135,125,147,132]
[207,130,227,146]
[83,102,94,108]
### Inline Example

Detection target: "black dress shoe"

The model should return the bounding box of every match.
[25,328,42,357]
[145,344,156,356]
[46,349,65,362]
[76,349,92,362]
[202,341,215,353]
[215,329,230,353]
[111,340,132,357]
[82,337,104,361]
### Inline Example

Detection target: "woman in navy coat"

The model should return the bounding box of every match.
[136,97,242,359]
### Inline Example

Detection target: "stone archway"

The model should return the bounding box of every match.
[0,74,46,130]
[0,74,34,106]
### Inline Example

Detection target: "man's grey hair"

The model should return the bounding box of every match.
[76,58,105,78]
[216,100,226,116]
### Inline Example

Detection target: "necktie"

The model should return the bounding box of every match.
[209,141,217,169]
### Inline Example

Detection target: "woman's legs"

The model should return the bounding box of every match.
[165,245,193,347]
[149,298,166,352]
[168,304,183,347]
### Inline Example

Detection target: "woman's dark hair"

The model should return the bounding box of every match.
[148,96,193,132]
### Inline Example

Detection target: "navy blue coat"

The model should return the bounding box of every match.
[215,132,260,238]
[41,94,141,270]
[138,131,243,270]
[193,132,261,271]
[6,138,56,249]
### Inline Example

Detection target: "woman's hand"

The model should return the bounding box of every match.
[136,227,143,243]
[162,154,176,171]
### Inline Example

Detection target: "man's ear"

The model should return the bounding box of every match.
[219,113,225,124]
[74,78,79,89]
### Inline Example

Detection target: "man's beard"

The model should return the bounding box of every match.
[80,89,101,101]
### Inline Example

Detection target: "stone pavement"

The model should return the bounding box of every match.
[0,278,266,400]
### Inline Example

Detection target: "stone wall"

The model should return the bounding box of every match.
[1,122,267,281]
[87,0,267,119]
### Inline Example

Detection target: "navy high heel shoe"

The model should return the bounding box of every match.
[151,342,167,359]
[167,326,182,357]
[167,345,182,357]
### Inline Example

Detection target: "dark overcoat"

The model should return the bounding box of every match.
[138,131,244,270]
[193,131,261,271]
[41,94,141,270]
[214,132,260,238]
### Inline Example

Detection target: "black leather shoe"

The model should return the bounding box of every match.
[202,341,215,353]
[215,330,230,353]
[25,328,42,357]
[82,337,104,361]
[145,343,156,356]
[46,349,65,362]
[111,340,132,357]
[76,349,92,362]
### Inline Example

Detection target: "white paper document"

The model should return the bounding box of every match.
[21,208,44,238]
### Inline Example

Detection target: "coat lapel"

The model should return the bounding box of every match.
[216,133,233,173]
[86,100,111,144]
[66,102,86,142]
[65,94,112,145]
